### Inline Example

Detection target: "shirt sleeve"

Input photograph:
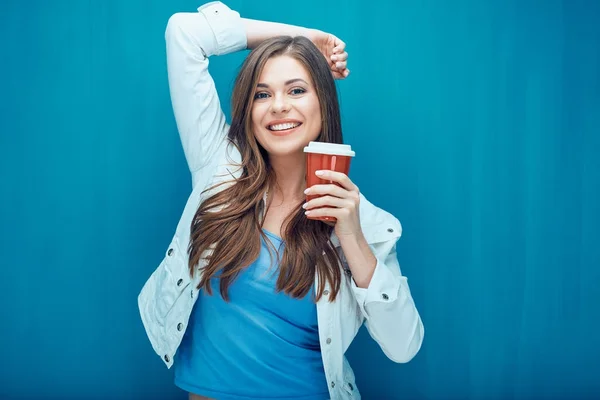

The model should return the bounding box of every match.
[350,238,424,363]
[165,2,247,186]
[350,257,405,313]
[197,2,247,55]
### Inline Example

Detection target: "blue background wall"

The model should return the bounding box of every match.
[1,0,599,399]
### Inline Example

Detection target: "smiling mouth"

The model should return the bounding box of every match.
[267,122,302,132]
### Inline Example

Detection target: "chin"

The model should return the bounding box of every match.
[264,144,305,157]
[259,135,316,157]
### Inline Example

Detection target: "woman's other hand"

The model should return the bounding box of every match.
[306,30,350,80]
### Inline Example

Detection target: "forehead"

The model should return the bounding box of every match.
[258,55,312,85]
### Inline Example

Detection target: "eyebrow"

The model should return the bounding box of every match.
[256,78,309,88]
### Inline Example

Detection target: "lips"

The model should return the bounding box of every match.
[267,119,303,133]
[269,125,301,137]
[269,122,301,131]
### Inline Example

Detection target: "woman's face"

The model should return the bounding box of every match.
[251,55,322,158]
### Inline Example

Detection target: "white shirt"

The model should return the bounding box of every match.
[137,2,424,399]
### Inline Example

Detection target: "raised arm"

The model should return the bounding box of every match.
[241,19,311,49]
[165,2,246,186]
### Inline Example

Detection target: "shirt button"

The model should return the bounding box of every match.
[164,354,170,363]
[177,279,183,287]
[387,228,394,233]
[326,338,332,344]
[382,293,389,300]
[323,290,330,296]
[330,381,335,388]
[348,382,354,391]
[167,248,174,256]
[190,289,194,299]
[177,323,183,331]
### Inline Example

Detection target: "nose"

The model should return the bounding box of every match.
[271,93,291,114]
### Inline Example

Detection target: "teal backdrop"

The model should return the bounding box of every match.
[1,0,599,399]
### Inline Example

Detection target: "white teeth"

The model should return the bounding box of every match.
[269,122,301,131]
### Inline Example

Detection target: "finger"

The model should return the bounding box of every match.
[332,71,345,80]
[333,38,346,54]
[330,51,348,63]
[335,61,347,70]
[314,170,359,192]
[303,195,352,210]
[305,207,351,219]
[330,54,348,71]
[332,68,350,80]
[305,183,348,198]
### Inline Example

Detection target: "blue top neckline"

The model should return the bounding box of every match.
[262,228,283,242]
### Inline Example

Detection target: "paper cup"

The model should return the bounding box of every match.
[303,142,356,222]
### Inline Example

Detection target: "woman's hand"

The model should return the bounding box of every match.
[302,170,362,238]
[306,30,350,80]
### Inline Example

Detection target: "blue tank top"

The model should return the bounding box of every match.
[174,229,329,400]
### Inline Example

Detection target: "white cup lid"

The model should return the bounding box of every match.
[303,142,355,157]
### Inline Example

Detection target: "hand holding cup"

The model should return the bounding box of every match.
[303,142,362,238]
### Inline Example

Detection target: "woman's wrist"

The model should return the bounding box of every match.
[241,18,314,49]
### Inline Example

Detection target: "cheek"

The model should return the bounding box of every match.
[251,107,260,129]
[251,109,270,148]
[309,103,322,131]
[301,97,321,124]
[251,107,267,137]
[251,100,267,119]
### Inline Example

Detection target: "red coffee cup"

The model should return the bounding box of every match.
[304,141,356,222]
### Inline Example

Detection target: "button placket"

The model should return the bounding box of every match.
[319,291,336,396]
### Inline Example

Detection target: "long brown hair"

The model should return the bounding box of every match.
[188,36,344,302]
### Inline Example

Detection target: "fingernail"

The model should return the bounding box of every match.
[316,170,324,176]
[304,188,311,194]
[302,203,308,209]
[331,55,337,61]
[305,211,311,216]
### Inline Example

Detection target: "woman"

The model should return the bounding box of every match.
[138,2,424,399]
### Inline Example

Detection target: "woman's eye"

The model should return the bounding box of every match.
[290,88,306,95]
[254,92,269,100]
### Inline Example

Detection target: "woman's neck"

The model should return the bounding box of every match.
[268,153,307,203]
